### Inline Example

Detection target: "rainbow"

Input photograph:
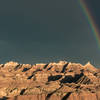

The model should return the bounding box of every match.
[78,0,100,49]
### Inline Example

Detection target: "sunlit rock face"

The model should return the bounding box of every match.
[0,61,100,100]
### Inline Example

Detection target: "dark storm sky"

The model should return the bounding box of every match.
[0,0,100,67]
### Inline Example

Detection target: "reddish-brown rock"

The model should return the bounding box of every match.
[0,61,100,100]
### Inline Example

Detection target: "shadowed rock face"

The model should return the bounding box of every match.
[0,61,100,100]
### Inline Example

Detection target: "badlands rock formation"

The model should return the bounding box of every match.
[0,61,100,100]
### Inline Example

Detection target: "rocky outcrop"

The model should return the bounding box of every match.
[0,61,100,100]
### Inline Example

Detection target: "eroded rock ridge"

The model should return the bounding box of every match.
[0,61,100,100]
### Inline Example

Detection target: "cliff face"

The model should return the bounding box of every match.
[0,61,100,100]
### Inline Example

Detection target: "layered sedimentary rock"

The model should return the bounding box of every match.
[0,61,100,100]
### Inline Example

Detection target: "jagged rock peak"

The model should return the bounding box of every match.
[85,61,91,66]
[4,61,19,66]
[58,60,67,64]
[36,63,46,65]
[46,61,67,66]
[84,61,97,72]
[0,61,99,100]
